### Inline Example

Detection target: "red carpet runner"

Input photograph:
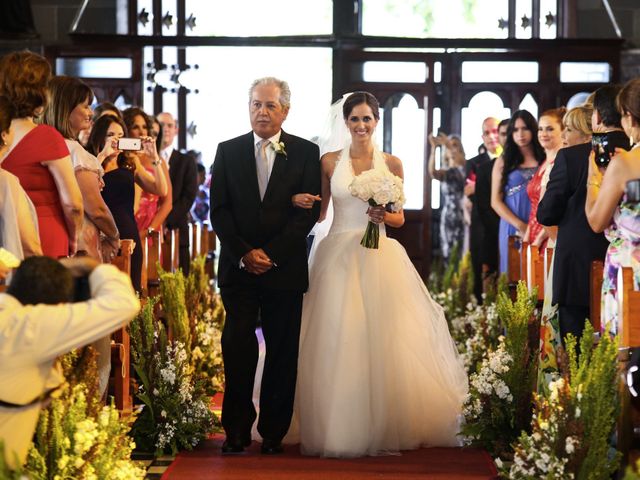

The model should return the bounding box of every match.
[161,434,498,480]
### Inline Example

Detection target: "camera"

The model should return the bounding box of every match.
[591,130,630,168]
[73,275,91,302]
[625,179,640,204]
[117,137,142,151]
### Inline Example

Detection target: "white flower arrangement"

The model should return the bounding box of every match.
[506,377,579,479]
[348,168,405,248]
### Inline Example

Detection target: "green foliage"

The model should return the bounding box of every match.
[566,324,621,480]
[0,441,28,479]
[497,281,538,436]
[159,266,191,356]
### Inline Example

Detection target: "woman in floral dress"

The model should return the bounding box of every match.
[585,78,640,335]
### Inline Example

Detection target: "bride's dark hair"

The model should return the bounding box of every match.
[342,91,380,120]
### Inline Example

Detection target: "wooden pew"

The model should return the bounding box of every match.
[110,239,134,413]
[590,260,604,333]
[526,244,545,301]
[161,229,180,273]
[616,267,640,470]
[520,240,529,286]
[508,235,521,284]
[145,230,162,297]
[190,222,199,260]
[619,266,640,348]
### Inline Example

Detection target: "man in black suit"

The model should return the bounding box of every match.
[465,117,500,303]
[210,77,320,455]
[537,85,624,346]
[157,111,198,275]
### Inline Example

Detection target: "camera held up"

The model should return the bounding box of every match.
[591,130,631,168]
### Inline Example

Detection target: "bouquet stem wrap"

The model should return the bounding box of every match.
[361,199,381,249]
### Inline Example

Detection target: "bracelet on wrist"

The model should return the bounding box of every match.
[587,181,601,188]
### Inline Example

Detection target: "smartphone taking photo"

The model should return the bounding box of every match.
[591,130,630,168]
[117,137,142,151]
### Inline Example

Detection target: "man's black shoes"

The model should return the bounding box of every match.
[261,438,284,455]
[221,435,252,455]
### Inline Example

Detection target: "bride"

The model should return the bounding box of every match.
[290,92,468,457]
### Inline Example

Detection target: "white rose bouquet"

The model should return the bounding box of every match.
[348,169,405,249]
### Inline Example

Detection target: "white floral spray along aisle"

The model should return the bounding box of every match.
[129,256,223,456]
[461,282,538,458]
[503,323,620,479]
[11,349,145,480]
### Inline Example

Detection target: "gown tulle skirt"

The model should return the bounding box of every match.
[289,229,468,457]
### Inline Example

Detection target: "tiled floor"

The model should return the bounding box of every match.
[132,452,175,479]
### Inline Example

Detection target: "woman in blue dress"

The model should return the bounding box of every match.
[491,110,546,274]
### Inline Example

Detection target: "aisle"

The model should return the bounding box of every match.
[161,434,498,480]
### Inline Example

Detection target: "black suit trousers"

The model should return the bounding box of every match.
[220,284,303,442]
[469,221,484,304]
[558,304,590,353]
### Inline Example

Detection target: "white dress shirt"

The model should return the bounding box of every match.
[161,146,173,163]
[0,264,140,468]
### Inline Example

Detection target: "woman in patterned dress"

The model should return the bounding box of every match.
[428,132,467,263]
[585,77,640,335]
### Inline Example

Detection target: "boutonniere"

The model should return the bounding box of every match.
[270,141,287,157]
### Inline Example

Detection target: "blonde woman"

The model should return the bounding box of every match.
[428,132,467,262]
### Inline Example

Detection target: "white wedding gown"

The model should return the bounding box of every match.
[290,146,469,457]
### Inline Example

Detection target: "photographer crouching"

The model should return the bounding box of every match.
[585,77,640,336]
[0,256,140,468]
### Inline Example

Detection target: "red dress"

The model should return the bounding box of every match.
[526,159,548,251]
[2,125,71,258]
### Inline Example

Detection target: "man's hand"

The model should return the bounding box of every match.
[292,193,321,209]
[464,182,476,197]
[242,248,273,275]
[59,256,100,278]
[0,261,9,281]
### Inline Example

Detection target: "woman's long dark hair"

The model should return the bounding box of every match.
[500,109,545,193]
[87,114,133,169]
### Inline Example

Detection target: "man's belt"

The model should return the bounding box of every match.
[0,386,60,409]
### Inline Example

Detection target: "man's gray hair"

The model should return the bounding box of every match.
[249,77,291,108]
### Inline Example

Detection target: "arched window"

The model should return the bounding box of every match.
[519,93,538,119]
[461,91,511,158]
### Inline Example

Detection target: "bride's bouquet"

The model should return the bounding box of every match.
[349,169,405,249]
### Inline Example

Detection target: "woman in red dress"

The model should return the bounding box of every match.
[0,51,83,258]
[524,107,566,250]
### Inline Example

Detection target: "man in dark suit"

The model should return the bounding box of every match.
[465,117,500,303]
[157,112,198,275]
[210,77,320,455]
[537,84,624,345]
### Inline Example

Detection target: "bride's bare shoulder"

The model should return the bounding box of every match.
[320,150,341,173]
[382,152,404,177]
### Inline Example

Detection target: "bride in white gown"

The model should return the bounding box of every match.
[291,92,468,458]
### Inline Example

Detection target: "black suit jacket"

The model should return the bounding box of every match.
[209,131,320,291]
[465,151,491,225]
[537,143,609,307]
[165,149,198,244]
[475,158,500,270]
